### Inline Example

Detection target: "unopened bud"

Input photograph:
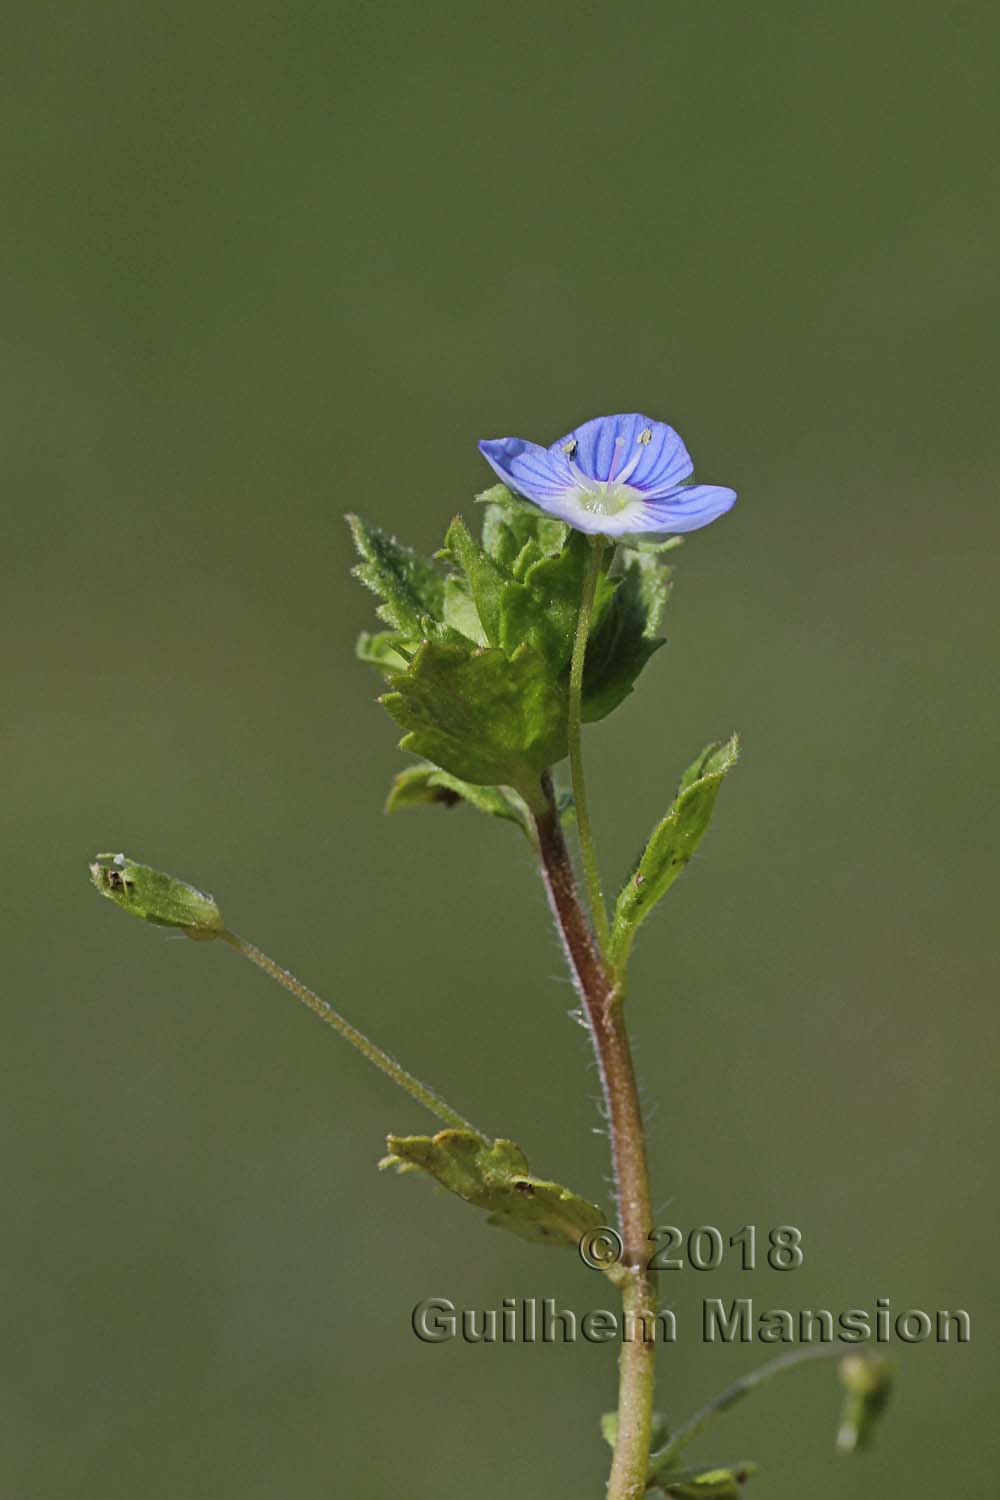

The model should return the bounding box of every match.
[836,1354,892,1454]
[90,853,224,939]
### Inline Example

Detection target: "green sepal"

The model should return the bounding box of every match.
[582,548,672,723]
[384,763,533,837]
[381,1129,605,1249]
[611,736,739,965]
[647,1462,757,1498]
[346,513,447,638]
[836,1355,892,1454]
[90,853,224,939]
[380,639,565,798]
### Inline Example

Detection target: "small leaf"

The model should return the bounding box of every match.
[381,1129,605,1249]
[90,853,224,939]
[355,629,413,675]
[676,738,735,796]
[441,575,488,644]
[443,516,509,646]
[477,484,569,562]
[621,535,684,556]
[511,539,546,579]
[602,1411,670,1452]
[649,1461,757,1498]
[611,736,739,965]
[384,763,533,836]
[582,549,672,723]
[500,530,596,677]
[380,639,566,799]
[346,513,446,637]
[836,1355,892,1454]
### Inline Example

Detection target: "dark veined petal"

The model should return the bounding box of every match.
[478,437,575,502]
[642,483,737,534]
[627,423,695,492]
[550,413,693,490]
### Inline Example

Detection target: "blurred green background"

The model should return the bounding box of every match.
[4,2,998,1496]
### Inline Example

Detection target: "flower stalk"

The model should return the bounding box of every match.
[219,929,478,1133]
[567,535,612,956]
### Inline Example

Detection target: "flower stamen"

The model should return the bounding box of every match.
[613,443,647,488]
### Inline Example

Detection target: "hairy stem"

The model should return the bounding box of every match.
[534,780,656,1500]
[219,929,478,1133]
[568,536,611,956]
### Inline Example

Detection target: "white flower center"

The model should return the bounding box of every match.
[562,431,651,516]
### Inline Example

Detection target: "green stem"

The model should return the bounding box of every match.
[568,535,611,957]
[219,929,478,1134]
[648,1344,853,1479]
[533,781,656,1500]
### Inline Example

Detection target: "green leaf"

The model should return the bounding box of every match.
[621,535,685,556]
[602,1411,670,1452]
[443,515,510,646]
[346,513,446,637]
[380,639,566,799]
[500,529,594,676]
[478,485,569,565]
[836,1355,892,1454]
[90,853,224,939]
[582,548,672,723]
[380,1129,605,1249]
[441,575,488,644]
[611,736,739,965]
[384,763,533,836]
[355,629,414,676]
[648,1462,757,1498]
[511,539,546,579]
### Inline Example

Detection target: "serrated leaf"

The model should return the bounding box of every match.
[380,1129,605,1249]
[648,1462,757,1498]
[380,639,566,798]
[582,549,672,723]
[347,513,446,636]
[384,763,533,836]
[611,736,739,965]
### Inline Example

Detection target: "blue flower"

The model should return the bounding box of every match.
[478,413,736,537]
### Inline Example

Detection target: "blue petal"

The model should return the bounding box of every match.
[550,413,693,490]
[628,426,695,493]
[642,484,737,534]
[478,437,574,503]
